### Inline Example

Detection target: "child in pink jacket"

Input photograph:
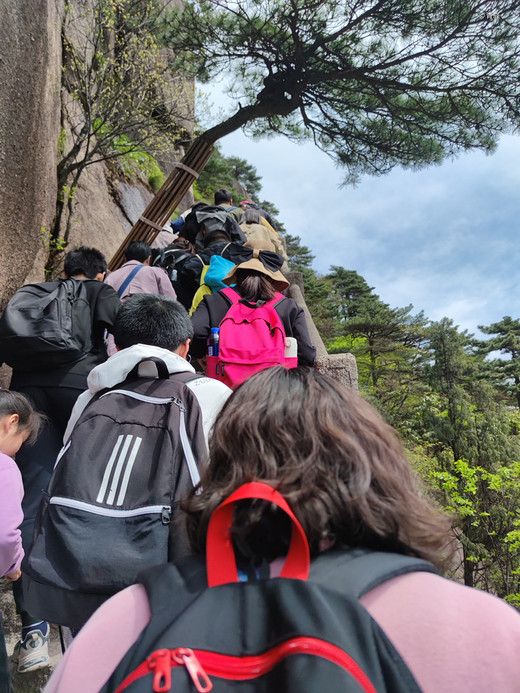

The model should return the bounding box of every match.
[0,390,43,690]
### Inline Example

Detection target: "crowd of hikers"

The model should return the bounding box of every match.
[0,189,519,692]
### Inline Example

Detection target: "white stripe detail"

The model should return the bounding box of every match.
[116,437,143,506]
[100,390,174,405]
[50,497,170,518]
[54,441,71,469]
[96,435,125,504]
[106,435,133,505]
[178,407,201,487]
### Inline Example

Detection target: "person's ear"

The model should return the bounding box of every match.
[144,257,151,266]
[94,271,106,282]
[175,339,191,360]
[3,414,19,434]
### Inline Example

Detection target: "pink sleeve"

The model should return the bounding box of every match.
[361,572,520,692]
[44,584,151,693]
[0,454,24,576]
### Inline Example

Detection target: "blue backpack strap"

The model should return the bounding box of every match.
[116,265,144,298]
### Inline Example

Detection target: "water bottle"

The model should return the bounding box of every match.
[207,327,220,357]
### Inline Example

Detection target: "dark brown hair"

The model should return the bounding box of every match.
[0,390,45,444]
[234,269,276,303]
[185,367,452,569]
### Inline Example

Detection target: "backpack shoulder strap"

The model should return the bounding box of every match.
[219,286,240,305]
[271,291,288,310]
[309,548,440,599]
[116,265,144,298]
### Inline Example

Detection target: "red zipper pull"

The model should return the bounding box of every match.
[148,649,172,693]
[173,648,213,692]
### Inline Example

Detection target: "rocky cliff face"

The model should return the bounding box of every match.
[0,0,61,308]
[0,0,189,308]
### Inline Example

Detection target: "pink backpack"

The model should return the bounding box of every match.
[206,287,298,390]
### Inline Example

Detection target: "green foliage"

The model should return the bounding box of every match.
[429,455,520,601]
[195,144,264,205]
[285,234,314,271]
[57,127,67,158]
[477,316,520,407]
[226,156,262,198]
[196,145,237,201]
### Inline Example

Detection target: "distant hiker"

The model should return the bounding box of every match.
[174,218,245,312]
[240,207,288,261]
[190,239,316,389]
[104,241,176,302]
[152,233,199,310]
[105,241,177,356]
[23,295,231,631]
[239,199,279,232]
[0,391,43,683]
[150,223,177,250]
[214,187,244,223]
[0,246,120,672]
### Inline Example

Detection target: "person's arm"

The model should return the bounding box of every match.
[0,456,24,577]
[284,300,317,366]
[44,585,150,693]
[190,297,212,359]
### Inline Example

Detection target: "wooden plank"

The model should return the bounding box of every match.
[108,138,215,270]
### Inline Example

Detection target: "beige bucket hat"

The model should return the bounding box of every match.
[223,239,289,292]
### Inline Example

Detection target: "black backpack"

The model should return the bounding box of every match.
[0,278,91,371]
[102,483,438,693]
[23,358,208,630]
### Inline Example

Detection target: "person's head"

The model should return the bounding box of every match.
[112,294,193,357]
[243,208,263,225]
[223,239,289,302]
[124,241,152,265]
[63,246,108,281]
[0,390,44,458]
[214,188,233,205]
[185,367,452,569]
[203,230,232,248]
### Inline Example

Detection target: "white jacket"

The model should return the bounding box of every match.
[63,344,231,445]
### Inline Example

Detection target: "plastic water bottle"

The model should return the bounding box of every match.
[207,327,220,357]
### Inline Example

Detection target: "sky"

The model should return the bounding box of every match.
[202,86,520,338]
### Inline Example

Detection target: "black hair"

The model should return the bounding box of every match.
[113,294,193,351]
[234,269,276,302]
[64,246,108,279]
[0,390,45,444]
[243,208,263,225]
[214,188,233,205]
[125,241,152,263]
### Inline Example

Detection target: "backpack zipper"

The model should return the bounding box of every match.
[49,497,171,522]
[115,637,378,693]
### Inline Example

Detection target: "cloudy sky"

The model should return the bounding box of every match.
[202,87,520,337]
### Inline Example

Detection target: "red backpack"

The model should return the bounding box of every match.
[206,287,298,390]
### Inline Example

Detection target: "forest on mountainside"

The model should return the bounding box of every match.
[199,145,520,606]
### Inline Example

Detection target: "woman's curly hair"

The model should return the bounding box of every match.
[185,367,452,570]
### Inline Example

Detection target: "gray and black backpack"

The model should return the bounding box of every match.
[23,357,208,630]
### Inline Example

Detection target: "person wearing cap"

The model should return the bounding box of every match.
[189,239,316,367]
